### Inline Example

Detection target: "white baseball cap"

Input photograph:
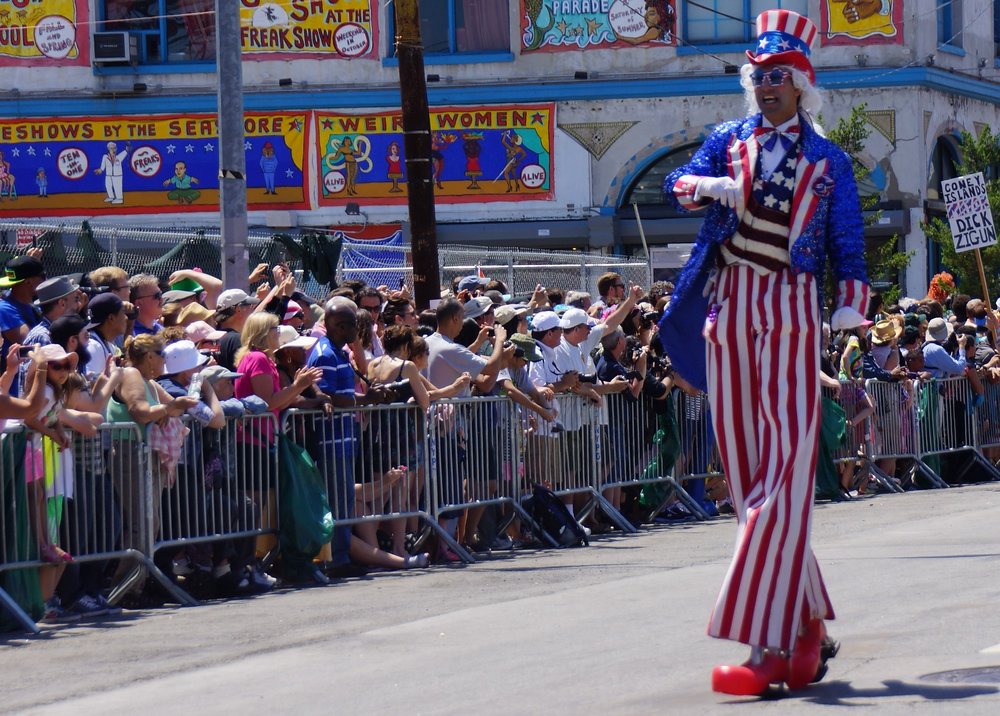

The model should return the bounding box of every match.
[275,325,318,353]
[162,340,209,375]
[559,307,596,330]
[531,311,561,332]
[216,288,260,311]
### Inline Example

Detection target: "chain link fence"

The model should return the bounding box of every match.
[0,221,649,298]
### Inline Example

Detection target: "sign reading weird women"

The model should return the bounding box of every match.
[316,104,554,205]
[0,112,310,216]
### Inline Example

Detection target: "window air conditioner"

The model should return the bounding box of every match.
[93,32,136,63]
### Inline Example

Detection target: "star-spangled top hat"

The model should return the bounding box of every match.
[746,9,818,84]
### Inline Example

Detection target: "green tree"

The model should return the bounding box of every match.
[823,103,912,305]
[923,127,1000,301]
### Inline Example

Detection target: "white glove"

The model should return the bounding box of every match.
[695,176,740,208]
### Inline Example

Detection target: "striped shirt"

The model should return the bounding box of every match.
[309,336,357,450]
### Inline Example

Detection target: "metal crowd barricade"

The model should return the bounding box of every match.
[603,391,709,522]
[151,413,279,603]
[0,422,191,633]
[429,396,555,552]
[977,379,1000,460]
[913,375,1000,485]
[669,391,722,519]
[529,393,636,533]
[820,381,899,494]
[284,404,470,563]
[865,378,935,490]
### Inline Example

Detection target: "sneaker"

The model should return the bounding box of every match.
[95,594,122,616]
[42,598,81,624]
[491,534,514,550]
[250,565,277,590]
[69,594,108,618]
[173,558,194,577]
[577,522,592,538]
[436,547,463,564]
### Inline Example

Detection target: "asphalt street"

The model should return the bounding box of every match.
[4,483,1000,715]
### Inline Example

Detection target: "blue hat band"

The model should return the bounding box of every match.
[756,31,811,58]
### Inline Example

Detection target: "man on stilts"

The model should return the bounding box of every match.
[659,9,869,696]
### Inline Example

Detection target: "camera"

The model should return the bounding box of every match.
[577,373,598,384]
[639,310,659,327]
[17,345,33,359]
[379,378,413,403]
[79,285,109,298]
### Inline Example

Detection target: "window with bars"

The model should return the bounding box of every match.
[389,0,510,57]
[683,0,808,45]
[938,0,963,49]
[100,0,216,65]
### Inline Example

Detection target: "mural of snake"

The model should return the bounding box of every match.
[524,0,555,50]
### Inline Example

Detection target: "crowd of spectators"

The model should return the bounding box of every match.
[1,247,992,630]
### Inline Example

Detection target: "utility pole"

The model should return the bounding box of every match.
[394,0,441,310]
[215,0,249,290]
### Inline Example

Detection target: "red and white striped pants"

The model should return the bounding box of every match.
[704,264,833,651]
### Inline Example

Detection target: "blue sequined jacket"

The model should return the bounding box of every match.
[658,113,869,392]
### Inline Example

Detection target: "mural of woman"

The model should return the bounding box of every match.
[332,136,359,196]
[500,130,527,192]
[431,132,457,190]
[0,149,17,201]
[619,0,675,45]
[386,141,404,193]
[462,133,483,190]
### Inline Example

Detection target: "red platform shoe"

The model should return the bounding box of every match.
[786,618,824,690]
[711,650,789,696]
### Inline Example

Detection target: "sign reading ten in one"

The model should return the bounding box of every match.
[942,172,997,253]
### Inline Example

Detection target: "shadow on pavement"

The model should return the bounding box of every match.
[797,679,999,704]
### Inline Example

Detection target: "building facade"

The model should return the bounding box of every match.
[1,1,999,296]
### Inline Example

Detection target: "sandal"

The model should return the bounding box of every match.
[40,542,73,564]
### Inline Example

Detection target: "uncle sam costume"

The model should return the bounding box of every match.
[659,9,869,694]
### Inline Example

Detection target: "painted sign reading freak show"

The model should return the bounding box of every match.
[521,0,675,52]
[0,112,310,216]
[240,0,377,58]
[316,104,555,205]
[820,0,903,46]
[0,0,88,66]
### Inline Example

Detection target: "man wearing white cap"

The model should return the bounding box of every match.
[215,289,260,370]
[659,8,869,695]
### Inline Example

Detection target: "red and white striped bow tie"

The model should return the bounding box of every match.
[753,125,800,152]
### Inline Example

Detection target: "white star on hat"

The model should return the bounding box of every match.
[777,38,791,51]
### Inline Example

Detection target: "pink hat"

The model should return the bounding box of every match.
[186,320,226,344]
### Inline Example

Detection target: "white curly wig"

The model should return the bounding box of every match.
[739,63,824,134]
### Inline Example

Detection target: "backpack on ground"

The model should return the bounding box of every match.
[524,484,589,548]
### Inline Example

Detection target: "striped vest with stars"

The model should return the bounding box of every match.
[719,145,798,273]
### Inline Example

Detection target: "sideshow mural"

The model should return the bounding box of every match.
[521,0,675,52]
[0,112,310,217]
[240,0,377,59]
[820,0,903,46]
[316,104,555,205]
[0,0,88,66]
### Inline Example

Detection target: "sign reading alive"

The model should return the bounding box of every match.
[942,172,996,253]
[0,112,310,217]
[521,0,675,52]
[240,0,377,59]
[820,0,903,46]
[0,0,88,66]
[315,104,555,205]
